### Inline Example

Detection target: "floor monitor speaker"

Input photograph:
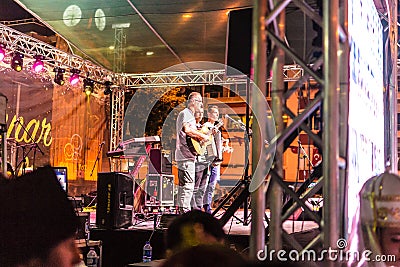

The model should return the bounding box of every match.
[148,148,172,175]
[96,172,133,229]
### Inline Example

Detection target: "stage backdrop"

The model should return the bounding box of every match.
[0,69,108,195]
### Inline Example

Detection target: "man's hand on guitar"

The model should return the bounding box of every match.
[199,133,210,143]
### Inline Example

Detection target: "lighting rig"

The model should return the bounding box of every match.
[0,23,116,96]
[0,48,115,96]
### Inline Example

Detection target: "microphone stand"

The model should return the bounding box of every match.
[216,113,253,225]
[297,139,314,168]
[14,118,44,174]
[90,142,105,176]
[224,114,253,135]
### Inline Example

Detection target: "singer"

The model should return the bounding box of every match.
[203,105,223,213]
[175,92,209,214]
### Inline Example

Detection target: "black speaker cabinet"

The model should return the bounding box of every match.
[148,149,172,175]
[226,8,252,76]
[145,174,174,207]
[96,172,133,229]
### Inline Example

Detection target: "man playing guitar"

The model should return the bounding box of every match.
[175,92,209,214]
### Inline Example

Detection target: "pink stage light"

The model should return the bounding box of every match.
[0,45,5,62]
[69,69,81,85]
[69,73,80,85]
[32,56,44,72]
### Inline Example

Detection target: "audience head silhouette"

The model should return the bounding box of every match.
[0,166,80,267]
[164,210,225,256]
[161,244,247,267]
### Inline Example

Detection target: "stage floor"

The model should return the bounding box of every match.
[90,209,320,267]
[128,209,319,236]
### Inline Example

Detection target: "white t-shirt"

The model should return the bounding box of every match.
[175,108,196,161]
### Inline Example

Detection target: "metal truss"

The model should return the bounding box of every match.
[278,64,304,82]
[259,0,395,260]
[0,21,305,91]
[121,70,248,88]
[113,26,127,73]
[0,23,114,82]
[260,0,347,261]
[120,64,302,89]
[110,89,125,152]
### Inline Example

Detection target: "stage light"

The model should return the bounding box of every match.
[11,52,24,72]
[103,81,113,95]
[69,69,81,85]
[32,55,44,73]
[53,67,65,86]
[0,44,5,62]
[83,78,94,95]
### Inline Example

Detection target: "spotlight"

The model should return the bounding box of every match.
[103,81,113,95]
[53,67,65,86]
[83,78,94,95]
[11,52,24,72]
[0,44,5,62]
[32,55,44,73]
[69,69,81,85]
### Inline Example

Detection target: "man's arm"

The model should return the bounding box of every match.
[182,122,209,141]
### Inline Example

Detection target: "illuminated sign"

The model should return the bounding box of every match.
[347,0,384,234]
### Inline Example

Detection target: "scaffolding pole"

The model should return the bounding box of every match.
[249,0,267,259]
[269,0,285,253]
[322,1,340,264]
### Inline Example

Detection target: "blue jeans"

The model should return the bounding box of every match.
[177,160,195,213]
[203,164,220,213]
[192,162,209,209]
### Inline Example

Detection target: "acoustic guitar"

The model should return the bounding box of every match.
[188,119,224,156]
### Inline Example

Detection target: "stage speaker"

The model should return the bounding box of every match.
[96,172,133,229]
[226,8,252,76]
[76,212,89,240]
[148,148,172,175]
[145,174,174,207]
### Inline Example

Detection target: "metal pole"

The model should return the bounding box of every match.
[269,0,284,252]
[338,0,349,237]
[322,0,339,262]
[250,0,267,259]
[388,2,398,172]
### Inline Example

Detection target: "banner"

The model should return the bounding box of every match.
[0,70,108,193]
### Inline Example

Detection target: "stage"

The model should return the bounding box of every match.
[90,210,320,267]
